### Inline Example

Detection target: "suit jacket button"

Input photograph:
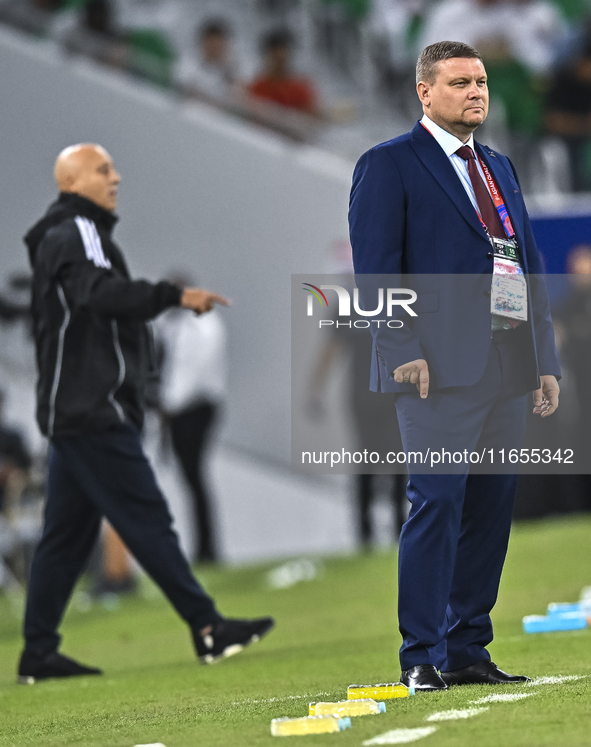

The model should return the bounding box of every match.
[487,252,493,259]
[483,290,491,297]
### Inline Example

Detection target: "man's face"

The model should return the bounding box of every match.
[266,44,290,75]
[201,32,228,63]
[418,57,489,137]
[69,148,121,212]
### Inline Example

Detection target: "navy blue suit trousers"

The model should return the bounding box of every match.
[395,336,528,671]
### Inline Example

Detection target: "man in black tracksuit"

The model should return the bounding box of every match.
[18,143,274,683]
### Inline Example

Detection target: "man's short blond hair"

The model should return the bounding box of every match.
[416,41,483,85]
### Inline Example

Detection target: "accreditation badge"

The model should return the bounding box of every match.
[490,237,528,322]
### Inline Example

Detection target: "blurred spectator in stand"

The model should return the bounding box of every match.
[0,390,32,519]
[257,0,309,35]
[314,0,369,81]
[420,0,566,186]
[92,521,136,596]
[507,0,567,76]
[310,325,407,547]
[515,245,591,518]
[175,19,242,103]
[0,279,30,324]
[36,0,61,7]
[127,26,175,87]
[61,0,129,70]
[308,243,408,547]
[554,247,591,505]
[32,0,61,8]
[419,0,504,60]
[546,42,591,192]
[505,0,568,168]
[419,0,565,76]
[155,280,227,564]
[248,28,320,117]
[0,387,34,590]
[367,0,426,116]
[115,0,179,87]
[116,0,186,47]
[258,0,302,16]
[0,0,64,37]
[58,0,176,86]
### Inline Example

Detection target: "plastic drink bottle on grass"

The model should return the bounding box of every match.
[522,612,589,633]
[309,699,386,717]
[271,716,351,736]
[547,600,591,616]
[524,584,591,632]
[347,683,414,700]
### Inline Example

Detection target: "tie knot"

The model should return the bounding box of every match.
[456,145,474,161]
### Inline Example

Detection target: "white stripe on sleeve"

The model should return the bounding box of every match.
[74,216,112,270]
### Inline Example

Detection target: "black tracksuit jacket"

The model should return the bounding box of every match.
[25,193,182,437]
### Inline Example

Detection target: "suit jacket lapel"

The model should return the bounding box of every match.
[475,142,526,255]
[409,122,488,240]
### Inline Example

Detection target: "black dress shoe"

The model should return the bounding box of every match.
[192,616,275,664]
[17,651,103,684]
[440,660,532,686]
[401,664,448,692]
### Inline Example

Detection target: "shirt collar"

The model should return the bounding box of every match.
[57,192,119,233]
[420,114,475,157]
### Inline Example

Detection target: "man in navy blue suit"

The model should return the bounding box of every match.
[349,41,561,691]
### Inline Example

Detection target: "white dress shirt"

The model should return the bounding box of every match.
[420,115,517,331]
[420,114,491,220]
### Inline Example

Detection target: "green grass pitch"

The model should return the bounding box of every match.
[1,515,590,747]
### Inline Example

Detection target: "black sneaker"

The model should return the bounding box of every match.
[193,617,275,664]
[17,650,103,684]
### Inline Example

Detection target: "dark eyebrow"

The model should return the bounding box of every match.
[96,163,110,174]
[449,76,487,84]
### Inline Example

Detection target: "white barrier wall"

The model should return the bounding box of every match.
[0,27,353,465]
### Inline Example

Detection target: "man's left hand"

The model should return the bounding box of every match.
[532,375,560,418]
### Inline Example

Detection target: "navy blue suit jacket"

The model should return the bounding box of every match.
[349,121,561,394]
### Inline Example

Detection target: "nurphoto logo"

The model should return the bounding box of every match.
[302,282,417,329]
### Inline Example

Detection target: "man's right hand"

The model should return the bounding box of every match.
[393,358,429,398]
[180,288,230,314]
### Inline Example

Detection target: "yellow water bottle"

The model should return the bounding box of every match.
[347,682,414,700]
[271,715,352,736]
[309,698,386,717]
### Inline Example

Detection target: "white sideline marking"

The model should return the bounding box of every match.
[498,630,589,643]
[426,707,488,722]
[363,727,437,745]
[526,675,587,686]
[230,691,332,706]
[229,673,587,708]
[470,692,537,704]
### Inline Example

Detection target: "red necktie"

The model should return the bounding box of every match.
[457,146,522,327]
[455,146,506,239]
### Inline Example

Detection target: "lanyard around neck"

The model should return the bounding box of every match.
[420,121,516,239]
[475,153,515,238]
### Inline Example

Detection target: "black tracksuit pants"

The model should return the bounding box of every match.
[24,422,221,656]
